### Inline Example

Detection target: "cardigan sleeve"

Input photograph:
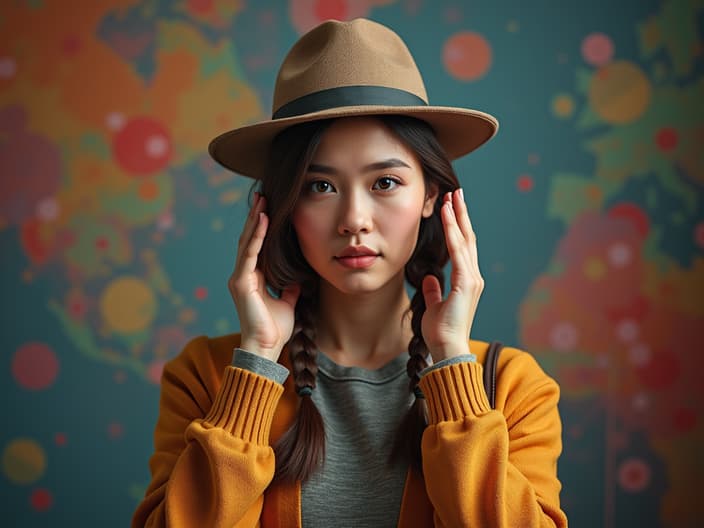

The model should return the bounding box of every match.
[131,336,283,528]
[417,348,568,528]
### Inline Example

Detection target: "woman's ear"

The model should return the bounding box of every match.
[422,183,439,218]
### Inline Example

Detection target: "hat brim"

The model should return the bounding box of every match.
[208,105,499,179]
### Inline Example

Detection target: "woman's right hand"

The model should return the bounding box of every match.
[228,192,301,362]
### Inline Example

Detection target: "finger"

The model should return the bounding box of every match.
[453,188,475,244]
[237,193,265,252]
[442,200,470,271]
[451,189,480,273]
[238,212,268,275]
[421,274,443,307]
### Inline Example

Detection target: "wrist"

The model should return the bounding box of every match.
[239,338,281,362]
[428,341,470,363]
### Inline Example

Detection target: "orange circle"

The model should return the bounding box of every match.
[589,61,651,124]
[443,32,492,81]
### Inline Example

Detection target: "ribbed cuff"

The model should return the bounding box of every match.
[420,353,476,377]
[202,366,284,445]
[418,361,491,423]
[232,348,290,384]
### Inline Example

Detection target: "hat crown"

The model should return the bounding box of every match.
[272,18,428,115]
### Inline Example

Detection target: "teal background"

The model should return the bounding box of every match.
[1,1,702,526]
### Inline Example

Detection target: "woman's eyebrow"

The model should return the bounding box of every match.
[307,158,412,174]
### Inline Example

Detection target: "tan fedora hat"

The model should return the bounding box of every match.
[208,18,499,179]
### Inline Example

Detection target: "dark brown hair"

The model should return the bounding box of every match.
[256,115,459,483]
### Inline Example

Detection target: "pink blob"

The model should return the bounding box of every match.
[581,32,614,67]
[30,488,53,512]
[12,342,59,390]
[618,458,651,492]
[517,174,534,192]
[443,32,492,81]
[314,0,348,20]
[108,422,124,439]
[194,286,208,300]
[54,433,67,447]
[147,359,167,385]
[655,127,678,152]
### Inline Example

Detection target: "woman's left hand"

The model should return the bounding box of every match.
[421,189,484,362]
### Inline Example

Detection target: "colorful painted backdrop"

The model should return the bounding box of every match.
[1,1,702,527]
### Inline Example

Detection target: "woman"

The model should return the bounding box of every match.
[132,18,567,527]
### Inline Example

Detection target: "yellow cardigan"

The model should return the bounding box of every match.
[132,333,567,527]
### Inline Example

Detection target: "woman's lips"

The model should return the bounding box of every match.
[335,255,378,269]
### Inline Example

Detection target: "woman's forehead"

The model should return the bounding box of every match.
[311,116,420,169]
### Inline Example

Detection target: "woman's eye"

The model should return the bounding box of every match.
[309,180,335,193]
[373,176,399,191]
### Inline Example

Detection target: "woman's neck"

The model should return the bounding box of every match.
[313,276,413,369]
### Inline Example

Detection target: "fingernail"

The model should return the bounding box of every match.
[459,188,464,200]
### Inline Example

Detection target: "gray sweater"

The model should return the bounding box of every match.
[232,348,474,527]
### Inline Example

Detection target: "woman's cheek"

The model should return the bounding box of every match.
[292,207,324,252]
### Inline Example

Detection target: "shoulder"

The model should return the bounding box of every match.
[470,339,560,418]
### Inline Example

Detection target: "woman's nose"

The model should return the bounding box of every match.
[337,193,373,235]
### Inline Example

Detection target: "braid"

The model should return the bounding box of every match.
[272,291,326,484]
[389,248,446,473]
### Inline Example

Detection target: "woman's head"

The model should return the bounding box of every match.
[258,115,459,297]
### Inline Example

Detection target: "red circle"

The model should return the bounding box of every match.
[95,236,109,250]
[517,174,534,192]
[30,488,53,512]
[655,127,678,151]
[314,0,347,21]
[54,432,68,446]
[608,202,650,237]
[194,286,208,300]
[12,343,59,390]
[443,32,492,81]
[108,422,124,439]
[112,117,172,176]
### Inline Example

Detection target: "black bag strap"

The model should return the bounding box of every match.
[483,341,503,409]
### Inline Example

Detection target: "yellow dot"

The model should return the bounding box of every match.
[584,256,606,280]
[179,307,196,324]
[211,218,224,231]
[552,94,575,118]
[100,276,157,334]
[2,438,46,485]
[219,189,241,205]
[589,60,651,124]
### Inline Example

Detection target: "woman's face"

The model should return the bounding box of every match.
[291,117,438,295]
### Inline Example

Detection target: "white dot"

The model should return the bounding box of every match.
[632,392,649,411]
[616,319,639,342]
[596,354,609,368]
[105,112,126,131]
[628,344,651,366]
[0,57,17,79]
[608,242,631,267]
[550,321,578,352]
[156,211,173,230]
[36,197,59,220]
[145,135,168,158]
